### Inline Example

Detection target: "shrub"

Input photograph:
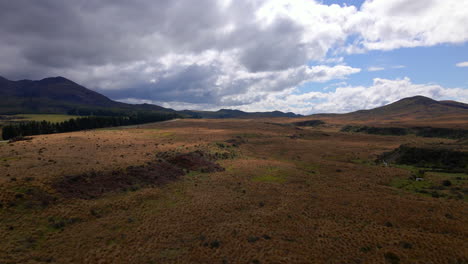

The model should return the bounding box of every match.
[384,252,400,264]
[442,180,452,186]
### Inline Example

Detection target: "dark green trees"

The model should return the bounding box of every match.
[2,112,179,140]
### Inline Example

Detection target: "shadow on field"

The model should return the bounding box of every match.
[53,151,225,199]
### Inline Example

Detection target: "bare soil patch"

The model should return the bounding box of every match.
[53,151,224,199]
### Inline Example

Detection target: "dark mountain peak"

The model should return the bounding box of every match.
[38,76,76,85]
[0,75,174,114]
[395,95,437,105]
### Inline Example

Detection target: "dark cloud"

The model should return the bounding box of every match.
[100,64,223,104]
[0,0,359,110]
[237,19,309,72]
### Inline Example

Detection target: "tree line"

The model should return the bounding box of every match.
[2,112,179,140]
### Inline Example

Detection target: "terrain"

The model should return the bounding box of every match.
[1,78,468,263]
[308,96,468,129]
[1,116,467,263]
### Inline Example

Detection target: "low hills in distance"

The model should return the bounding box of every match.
[0,76,301,118]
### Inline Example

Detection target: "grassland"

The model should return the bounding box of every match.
[1,114,80,123]
[0,114,81,140]
[0,119,467,263]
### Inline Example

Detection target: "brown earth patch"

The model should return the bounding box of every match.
[168,151,225,173]
[54,151,224,199]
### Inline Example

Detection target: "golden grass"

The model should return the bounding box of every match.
[0,118,467,263]
[10,114,81,123]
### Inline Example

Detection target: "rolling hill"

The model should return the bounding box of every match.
[309,95,468,128]
[346,96,468,120]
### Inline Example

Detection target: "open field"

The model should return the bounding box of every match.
[0,114,81,140]
[0,114,80,123]
[0,118,467,263]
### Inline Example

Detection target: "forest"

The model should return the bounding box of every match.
[1,112,179,140]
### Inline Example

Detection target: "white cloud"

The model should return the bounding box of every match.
[102,51,361,106]
[307,78,468,113]
[456,61,468,67]
[347,0,468,51]
[134,77,468,115]
[368,66,385,72]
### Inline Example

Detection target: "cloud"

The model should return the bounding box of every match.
[0,0,467,112]
[307,78,468,113]
[456,62,468,67]
[368,67,385,72]
[0,0,356,79]
[106,56,361,106]
[347,0,468,51]
[368,65,406,71]
[140,77,467,115]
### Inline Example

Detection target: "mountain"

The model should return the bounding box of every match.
[0,75,302,118]
[180,109,302,119]
[338,96,468,120]
[306,95,468,128]
[0,76,172,114]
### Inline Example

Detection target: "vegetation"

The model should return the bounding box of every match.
[390,169,467,200]
[2,112,179,140]
[1,115,467,263]
[380,145,468,172]
[341,125,408,136]
[341,125,468,139]
[292,120,325,127]
[383,145,468,200]
[9,114,82,123]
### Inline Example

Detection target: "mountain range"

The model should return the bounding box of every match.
[0,76,301,118]
[1,75,468,120]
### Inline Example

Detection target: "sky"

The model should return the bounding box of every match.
[0,0,467,114]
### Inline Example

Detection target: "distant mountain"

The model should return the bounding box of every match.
[0,76,173,114]
[180,109,302,119]
[0,75,302,118]
[335,96,468,120]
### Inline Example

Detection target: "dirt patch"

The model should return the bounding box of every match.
[53,151,224,199]
[168,151,225,173]
[293,120,325,127]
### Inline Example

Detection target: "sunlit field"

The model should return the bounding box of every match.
[1,118,466,263]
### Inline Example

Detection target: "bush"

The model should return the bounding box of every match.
[442,180,452,186]
[384,252,400,264]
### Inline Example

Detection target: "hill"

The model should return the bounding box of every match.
[0,75,302,118]
[305,95,468,128]
[180,109,302,119]
[343,96,468,120]
[0,76,172,115]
